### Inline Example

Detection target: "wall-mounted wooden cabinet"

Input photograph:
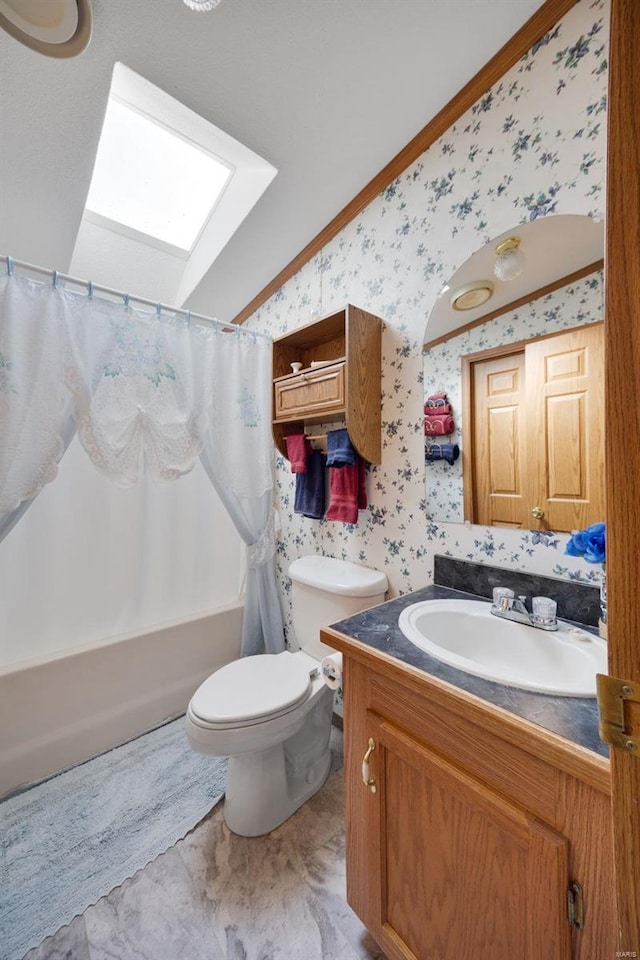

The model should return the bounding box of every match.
[272,304,382,464]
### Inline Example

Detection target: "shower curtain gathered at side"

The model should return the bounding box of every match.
[0,271,284,656]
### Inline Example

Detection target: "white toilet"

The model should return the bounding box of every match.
[185,554,387,837]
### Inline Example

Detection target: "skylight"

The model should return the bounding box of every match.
[85,98,232,252]
[71,63,277,306]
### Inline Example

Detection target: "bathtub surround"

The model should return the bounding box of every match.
[0,717,227,960]
[244,0,609,645]
[0,602,242,796]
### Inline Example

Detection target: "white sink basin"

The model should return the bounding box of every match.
[398,599,607,697]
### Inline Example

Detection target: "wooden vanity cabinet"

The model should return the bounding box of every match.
[326,643,616,960]
[272,304,382,464]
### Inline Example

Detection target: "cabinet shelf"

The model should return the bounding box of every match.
[272,305,382,463]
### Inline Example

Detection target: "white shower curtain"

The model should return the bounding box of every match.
[0,271,283,656]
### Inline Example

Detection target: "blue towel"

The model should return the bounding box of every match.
[294,450,326,518]
[426,443,460,465]
[326,428,356,467]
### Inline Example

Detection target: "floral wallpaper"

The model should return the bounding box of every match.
[246,0,609,647]
[424,267,604,522]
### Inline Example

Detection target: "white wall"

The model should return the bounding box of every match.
[0,437,243,669]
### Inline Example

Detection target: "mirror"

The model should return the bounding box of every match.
[423,214,604,531]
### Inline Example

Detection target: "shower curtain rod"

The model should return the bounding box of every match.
[0,255,270,340]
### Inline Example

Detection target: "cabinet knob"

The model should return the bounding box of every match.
[362,737,377,794]
[531,506,544,519]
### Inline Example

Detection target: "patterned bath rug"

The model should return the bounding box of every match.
[0,717,227,960]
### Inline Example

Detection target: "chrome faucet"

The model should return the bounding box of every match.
[490,591,558,631]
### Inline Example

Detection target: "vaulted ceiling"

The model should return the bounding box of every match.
[0,0,544,323]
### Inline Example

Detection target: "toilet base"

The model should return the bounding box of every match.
[223,686,334,837]
[224,742,332,837]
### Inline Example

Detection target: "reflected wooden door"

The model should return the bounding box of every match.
[467,325,604,532]
[471,351,528,527]
[526,323,605,532]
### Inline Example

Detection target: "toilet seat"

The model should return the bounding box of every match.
[189,652,313,729]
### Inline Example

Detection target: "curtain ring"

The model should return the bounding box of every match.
[186,309,191,324]
[87,280,94,300]
[52,270,59,288]
[123,294,130,309]
[6,256,13,276]
[156,303,162,319]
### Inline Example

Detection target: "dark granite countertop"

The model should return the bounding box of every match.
[328,583,609,760]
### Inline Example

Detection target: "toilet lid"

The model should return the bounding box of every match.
[190,652,313,726]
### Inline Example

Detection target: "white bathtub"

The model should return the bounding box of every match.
[0,601,243,797]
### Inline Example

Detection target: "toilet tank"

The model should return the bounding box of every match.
[288,555,388,660]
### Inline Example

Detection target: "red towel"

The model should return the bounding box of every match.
[285,434,309,473]
[424,414,455,436]
[424,401,453,416]
[425,392,453,416]
[326,456,367,523]
[358,457,367,510]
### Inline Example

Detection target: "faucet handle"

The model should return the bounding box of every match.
[532,596,557,625]
[492,587,514,607]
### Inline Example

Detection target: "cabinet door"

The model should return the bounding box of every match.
[359,713,572,960]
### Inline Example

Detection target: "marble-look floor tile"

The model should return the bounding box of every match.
[296,825,386,960]
[328,725,344,775]
[176,786,352,960]
[83,845,226,960]
[333,946,386,960]
[22,915,91,960]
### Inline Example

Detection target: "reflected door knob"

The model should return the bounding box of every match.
[531,506,545,519]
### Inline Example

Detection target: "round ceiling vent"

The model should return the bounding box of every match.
[450,280,494,311]
[0,0,92,58]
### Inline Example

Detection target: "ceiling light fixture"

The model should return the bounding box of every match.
[450,280,494,311]
[183,0,222,10]
[494,236,526,282]
[0,0,92,58]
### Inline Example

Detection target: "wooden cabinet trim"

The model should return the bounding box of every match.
[369,676,559,822]
[526,820,573,959]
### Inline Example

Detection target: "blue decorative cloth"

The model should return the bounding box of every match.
[326,428,356,467]
[294,449,326,518]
